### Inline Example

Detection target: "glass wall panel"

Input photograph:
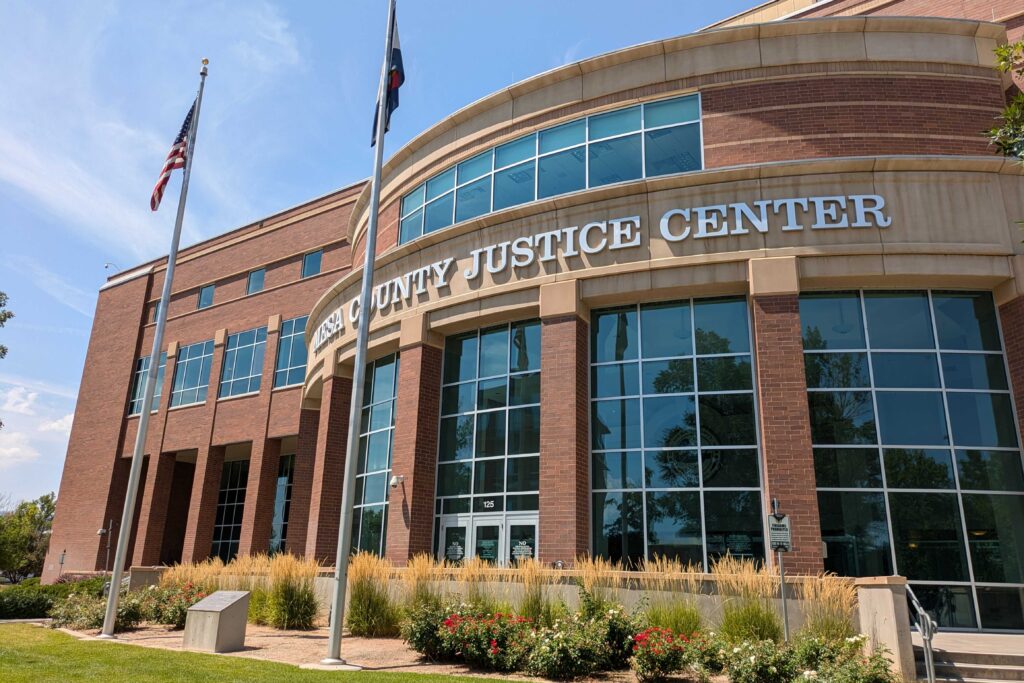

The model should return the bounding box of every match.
[350,353,399,556]
[399,94,703,244]
[591,296,761,568]
[802,290,1024,630]
[435,321,542,541]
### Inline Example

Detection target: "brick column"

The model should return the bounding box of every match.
[538,282,590,565]
[237,314,282,556]
[386,315,443,565]
[285,407,319,556]
[131,452,177,565]
[180,444,226,562]
[998,294,1024,439]
[749,257,823,574]
[304,372,352,562]
[238,438,281,556]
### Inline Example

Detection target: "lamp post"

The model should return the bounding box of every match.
[96,519,116,575]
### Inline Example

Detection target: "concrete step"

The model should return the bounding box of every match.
[917,660,1024,682]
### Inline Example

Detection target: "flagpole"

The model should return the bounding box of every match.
[99,59,209,639]
[322,0,395,665]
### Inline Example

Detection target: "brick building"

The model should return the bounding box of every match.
[45,7,1024,631]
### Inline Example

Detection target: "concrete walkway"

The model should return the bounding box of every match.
[912,630,1024,656]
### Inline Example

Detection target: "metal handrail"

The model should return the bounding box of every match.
[906,585,937,683]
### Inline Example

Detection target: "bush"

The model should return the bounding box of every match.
[719,600,783,644]
[798,574,857,643]
[646,599,702,638]
[723,639,798,683]
[401,600,453,661]
[439,611,533,672]
[248,587,272,625]
[576,584,644,670]
[50,592,143,632]
[792,635,897,683]
[630,627,689,682]
[0,588,53,619]
[345,552,398,636]
[526,618,604,680]
[19,577,40,587]
[688,631,728,674]
[268,573,318,630]
[138,583,208,629]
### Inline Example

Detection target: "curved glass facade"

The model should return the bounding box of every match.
[802,291,1024,630]
[589,296,763,569]
[398,94,702,245]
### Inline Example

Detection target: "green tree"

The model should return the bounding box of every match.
[0,291,12,430]
[0,493,56,583]
[988,40,1024,158]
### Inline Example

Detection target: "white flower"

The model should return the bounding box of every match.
[803,670,818,679]
[749,656,756,664]
[733,647,741,653]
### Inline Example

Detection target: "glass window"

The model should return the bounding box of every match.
[589,134,642,187]
[592,296,760,569]
[538,147,585,198]
[645,125,701,177]
[219,326,267,398]
[455,176,491,223]
[211,459,249,562]
[976,586,1024,630]
[301,250,322,278]
[197,284,215,310]
[435,321,541,535]
[170,340,214,407]
[350,353,399,557]
[492,161,535,211]
[274,316,308,388]
[399,95,704,245]
[589,106,641,140]
[268,453,294,554]
[495,135,535,168]
[128,352,167,415]
[818,491,892,577]
[246,268,265,295]
[803,291,1024,627]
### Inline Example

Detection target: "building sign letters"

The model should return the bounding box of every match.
[312,194,892,353]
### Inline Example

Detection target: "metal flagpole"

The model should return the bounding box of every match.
[99,59,209,638]
[322,0,396,665]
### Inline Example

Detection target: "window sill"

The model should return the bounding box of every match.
[218,391,260,403]
[167,401,206,412]
[125,409,160,419]
[272,384,302,393]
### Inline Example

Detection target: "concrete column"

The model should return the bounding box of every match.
[237,438,281,557]
[749,257,823,574]
[180,444,226,563]
[131,452,177,566]
[386,315,443,565]
[285,407,319,556]
[304,372,352,562]
[538,281,590,565]
[855,577,915,681]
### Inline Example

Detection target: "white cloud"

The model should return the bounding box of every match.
[0,373,77,400]
[7,255,96,317]
[38,413,74,435]
[0,386,38,416]
[0,430,41,469]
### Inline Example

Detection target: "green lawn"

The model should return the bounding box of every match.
[0,624,491,683]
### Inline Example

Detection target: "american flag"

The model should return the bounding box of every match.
[150,101,196,211]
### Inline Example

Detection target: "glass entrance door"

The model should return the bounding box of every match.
[437,515,538,565]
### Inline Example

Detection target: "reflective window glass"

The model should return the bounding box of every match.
[592,491,644,567]
[423,193,454,233]
[640,301,692,358]
[493,161,535,211]
[301,250,322,278]
[593,363,639,399]
[593,307,638,363]
[644,450,698,489]
[871,352,939,388]
[402,184,424,215]
[804,352,870,389]
[884,449,954,489]
[705,491,764,564]
[699,394,756,446]
[933,292,1001,351]
[538,147,585,198]
[399,208,423,243]
[457,151,491,184]
[197,284,215,310]
[962,494,1024,583]
[646,491,702,565]
[818,491,893,577]
[425,168,455,200]
[495,135,535,168]
[912,585,977,629]
[947,392,1018,448]
[642,360,691,395]
[702,449,760,488]
[644,96,700,127]
[697,356,752,392]
[593,451,644,490]
[274,316,308,388]
[800,294,865,350]
[246,268,265,295]
[539,120,585,154]
[506,456,539,492]
[592,399,641,450]
[976,586,1024,630]
[889,492,969,581]
[588,134,642,187]
[941,353,1007,390]
[694,298,749,354]
[813,448,882,488]
[643,395,697,448]
[864,292,933,349]
[589,105,641,139]
[875,391,948,446]
[956,450,1024,491]
[808,391,876,445]
[645,125,701,177]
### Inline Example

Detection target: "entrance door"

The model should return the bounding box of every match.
[437,514,539,566]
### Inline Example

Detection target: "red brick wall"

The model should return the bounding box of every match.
[285,408,320,556]
[131,453,177,566]
[386,344,442,564]
[539,316,590,564]
[702,76,1002,168]
[751,295,824,574]
[304,375,353,562]
[181,444,226,563]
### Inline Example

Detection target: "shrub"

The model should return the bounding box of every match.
[719,600,783,644]
[713,555,783,644]
[630,626,688,682]
[723,639,797,683]
[0,588,52,619]
[798,574,857,642]
[402,553,442,611]
[138,583,208,629]
[688,631,728,674]
[50,592,143,632]
[346,551,399,637]
[646,600,702,637]
[792,635,897,683]
[19,577,40,587]
[439,612,533,672]
[527,618,604,680]
[401,600,453,661]
[267,554,318,630]
[248,587,272,625]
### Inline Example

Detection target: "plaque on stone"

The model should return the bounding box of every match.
[182,590,250,653]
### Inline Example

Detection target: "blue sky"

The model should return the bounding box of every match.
[0,0,754,503]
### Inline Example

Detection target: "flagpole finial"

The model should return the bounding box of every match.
[200,58,209,76]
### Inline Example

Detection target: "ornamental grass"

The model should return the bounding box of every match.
[346,551,400,636]
[711,554,783,643]
[798,572,857,642]
[639,555,704,636]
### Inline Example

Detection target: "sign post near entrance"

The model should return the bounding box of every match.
[769,498,792,642]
